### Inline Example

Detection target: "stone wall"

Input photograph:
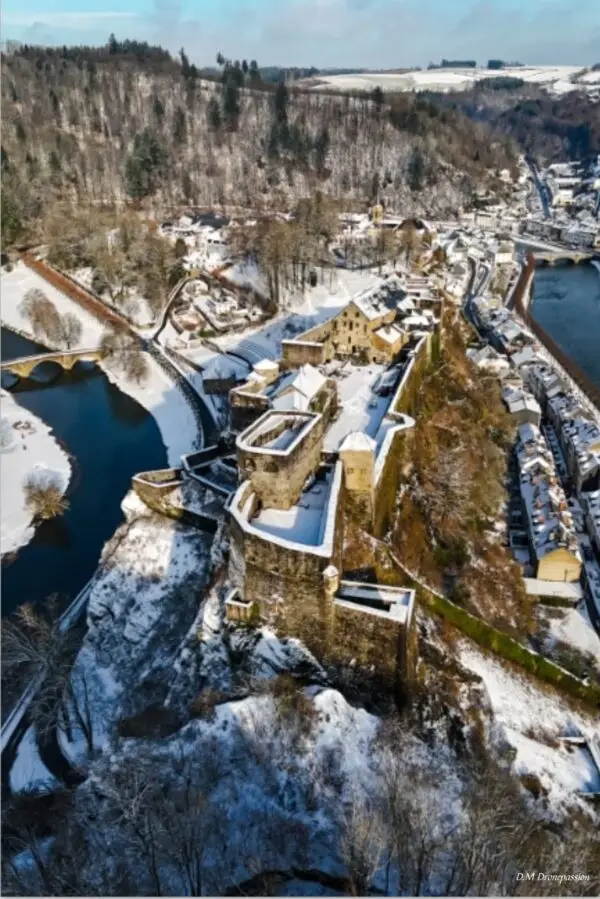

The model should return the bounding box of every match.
[228,478,345,658]
[237,413,324,510]
[373,428,413,538]
[331,601,404,692]
[281,339,327,368]
[229,388,271,432]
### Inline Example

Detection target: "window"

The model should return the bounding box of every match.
[349,322,353,331]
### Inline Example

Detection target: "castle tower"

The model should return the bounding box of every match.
[339,431,376,526]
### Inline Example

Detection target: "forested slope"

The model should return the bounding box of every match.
[1,41,518,246]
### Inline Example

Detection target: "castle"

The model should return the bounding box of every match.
[224,276,441,695]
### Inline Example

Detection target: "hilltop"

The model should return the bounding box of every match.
[0,40,518,247]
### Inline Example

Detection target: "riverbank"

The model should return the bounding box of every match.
[1,389,71,557]
[1,263,199,465]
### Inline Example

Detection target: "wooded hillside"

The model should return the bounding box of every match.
[1,40,518,247]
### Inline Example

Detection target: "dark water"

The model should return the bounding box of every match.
[1,327,168,617]
[530,263,600,391]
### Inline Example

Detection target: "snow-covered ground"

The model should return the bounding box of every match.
[537,603,600,660]
[460,644,600,820]
[1,390,71,556]
[72,267,156,328]
[1,263,199,466]
[61,490,214,763]
[9,725,57,794]
[1,262,106,348]
[302,65,588,96]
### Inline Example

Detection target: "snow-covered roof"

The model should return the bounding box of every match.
[374,324,405,345]
[339,431,377,453]
[289,364,326,400]
[516,423,581,563]
[254,359,279,373]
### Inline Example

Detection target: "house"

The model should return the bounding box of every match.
[282,289,409,367]
[502,385,542,425]
[229,360,336,431]
[496,240,514,265]
[516,423,582,582]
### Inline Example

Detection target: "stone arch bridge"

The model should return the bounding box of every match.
[534,250,595,266]
[0,347,105,380]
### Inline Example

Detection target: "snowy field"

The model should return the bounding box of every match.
[1,390,71,556]
[302,65,590,96]
[1,262,107,348]
[460,644,600,820]
[1,264,199,466]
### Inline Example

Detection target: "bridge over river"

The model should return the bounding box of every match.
[0,347,105,380]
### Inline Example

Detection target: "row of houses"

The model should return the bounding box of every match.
[470,292,600,586]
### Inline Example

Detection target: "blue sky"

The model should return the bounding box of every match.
[2,0,599,67]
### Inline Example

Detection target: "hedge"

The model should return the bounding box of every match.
[418,585,600,708]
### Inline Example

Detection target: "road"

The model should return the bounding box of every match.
[526,156,551,219]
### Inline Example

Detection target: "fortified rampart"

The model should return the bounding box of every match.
[237,411,324,509]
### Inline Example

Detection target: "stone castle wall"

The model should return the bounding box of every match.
[238,414,324,509]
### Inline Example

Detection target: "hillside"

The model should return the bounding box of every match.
[0,42,518,247]
[437,85,600,163]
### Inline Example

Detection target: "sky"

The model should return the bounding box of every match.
[2,0,599,68]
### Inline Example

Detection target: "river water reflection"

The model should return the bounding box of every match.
[1,327,168,617]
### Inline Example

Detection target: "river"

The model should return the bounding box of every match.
[530,262,600,391]
[1,327,168,618]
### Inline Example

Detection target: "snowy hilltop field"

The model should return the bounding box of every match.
[1,389,71,557]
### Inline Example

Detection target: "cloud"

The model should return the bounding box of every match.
[2,0,598,66]
[3,11,139,28]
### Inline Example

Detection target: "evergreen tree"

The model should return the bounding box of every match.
[314,126,330,171]
[371,86,384,109]
[223,78,240,129]
[207,96,222,131]
[408,146,426,191]
[274,80,288,124]
[152,94,165,123]
[173,107,186,144]
[125,129,168,199]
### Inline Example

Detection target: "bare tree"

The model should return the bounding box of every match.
[22,468,69,520]
[1,598,93,754]
[99,325,149,385]
[57,311,83,349]
[339,792,385,896]
[19,289,62,345]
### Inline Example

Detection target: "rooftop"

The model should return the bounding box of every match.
[516,423,581,562]
[322,363,390,453]
[237,410,319,456]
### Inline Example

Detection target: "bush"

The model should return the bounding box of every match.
[23,469,69,520]
[117,704,182,738]
[270,674,316,737]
